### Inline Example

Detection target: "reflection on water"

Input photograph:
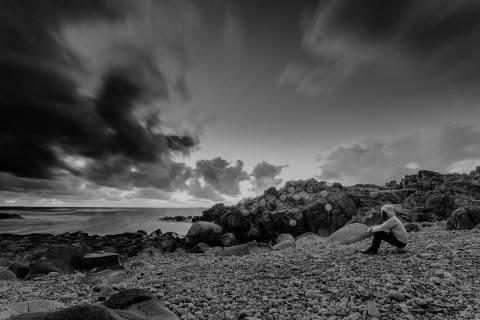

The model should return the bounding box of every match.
[0,207,203,236]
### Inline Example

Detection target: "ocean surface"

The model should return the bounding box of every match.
[0,207,204,236]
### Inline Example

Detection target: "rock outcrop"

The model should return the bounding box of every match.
[446,206,480,230]
[0,213,23,220]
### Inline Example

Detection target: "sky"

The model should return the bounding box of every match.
[1,0,480,207]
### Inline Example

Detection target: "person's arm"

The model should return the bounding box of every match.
[371,218,396,233]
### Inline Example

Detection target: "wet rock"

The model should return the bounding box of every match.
[185,221,223,247]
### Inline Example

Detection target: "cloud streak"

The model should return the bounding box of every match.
[280,0,480,95]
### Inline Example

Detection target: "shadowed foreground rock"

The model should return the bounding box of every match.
[5,289,179,320]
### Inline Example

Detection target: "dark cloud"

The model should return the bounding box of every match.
[0,0,199,194]
[280,0,480,94]
[250,161,288,194]
[186,179,225,202]
[318,125,480,185]
[194,157,249,196]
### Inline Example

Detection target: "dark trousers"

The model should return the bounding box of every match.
[368,231,406,252]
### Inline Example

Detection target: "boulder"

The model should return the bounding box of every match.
[185,222,223,247]
[0,300,64,320]
[81,269,128,286]
[273,240,296,251]
[276,233,294,244]
[189,243,212,254]
[220,233,238,247]
[149,229,162,239]
[8,263,29,280]
[404,223,421,232]
[326,223,370,245]
[103,288,154,309]
[217,242,272,257]
[151,232,180,252]
[79,252,120,271]
[6,304,137,320]
[104,289,179,320]
[26,259,59,278]
[446,206,480,230]
[0,269,17,281]
[27,244,90,275]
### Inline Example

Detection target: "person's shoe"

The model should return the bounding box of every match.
[396,247,408,254]
[361,249,378,255]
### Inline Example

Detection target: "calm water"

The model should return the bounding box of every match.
[0,207,204,236]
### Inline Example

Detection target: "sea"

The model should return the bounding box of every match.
[0,207,204,236]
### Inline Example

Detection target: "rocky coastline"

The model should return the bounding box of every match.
[1,167,480,319]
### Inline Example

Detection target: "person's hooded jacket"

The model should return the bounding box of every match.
[370,204,408,244]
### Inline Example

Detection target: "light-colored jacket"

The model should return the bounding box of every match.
[372,216,408,244]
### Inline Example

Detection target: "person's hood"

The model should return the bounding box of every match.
[381,204,396,218]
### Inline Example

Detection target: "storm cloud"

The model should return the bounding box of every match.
[280,0,480,95]
[0,0,201,199]
[318,125,480,185]
[193,157,249,197]
[250,161,288,194]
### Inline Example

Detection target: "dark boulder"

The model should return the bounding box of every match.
[8,262,30,279]
[151,232,181,252]
[103,288,153,309]
[189,243,212,254]
[185,222,223,247]
[446,206,480,230]
[78,252,120,271]
[149,229,162,239]
[404,223,421,232]
[0,212,23,219]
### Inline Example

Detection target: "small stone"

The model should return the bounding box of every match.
[367,302,381,317]
[388,291,406,302]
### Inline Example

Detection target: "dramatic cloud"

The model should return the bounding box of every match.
[280,0,480,95]
[250,161,288,194]
[318,125,480,185]
[193,157,249,197]
[0,0,220,202]
[186,179,225,202]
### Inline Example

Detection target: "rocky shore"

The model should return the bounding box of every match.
[1,167,480,319]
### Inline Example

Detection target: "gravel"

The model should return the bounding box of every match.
[1,222,479,320]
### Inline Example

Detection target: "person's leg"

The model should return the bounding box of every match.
[363,231,388,253]
[381,233,406,248]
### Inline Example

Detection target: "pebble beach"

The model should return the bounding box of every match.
[1,222,479,320]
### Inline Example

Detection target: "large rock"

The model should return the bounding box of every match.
[446,206,480,230]
[185,222,223,247]
[326,223,370,245]
[0,269,17,281]
[217,242,272,257]
[0,300,64,320]
[295,232,326,249]
[81,269,128,286]
[6,304,136,320]
[78,252,120,271]
[103,288,154,309]
[273,240,296,251]
[276,233,294,244]
[151,232,181,252]
[27,244,90,275]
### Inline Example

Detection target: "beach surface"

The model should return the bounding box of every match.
[1,222,479,320]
